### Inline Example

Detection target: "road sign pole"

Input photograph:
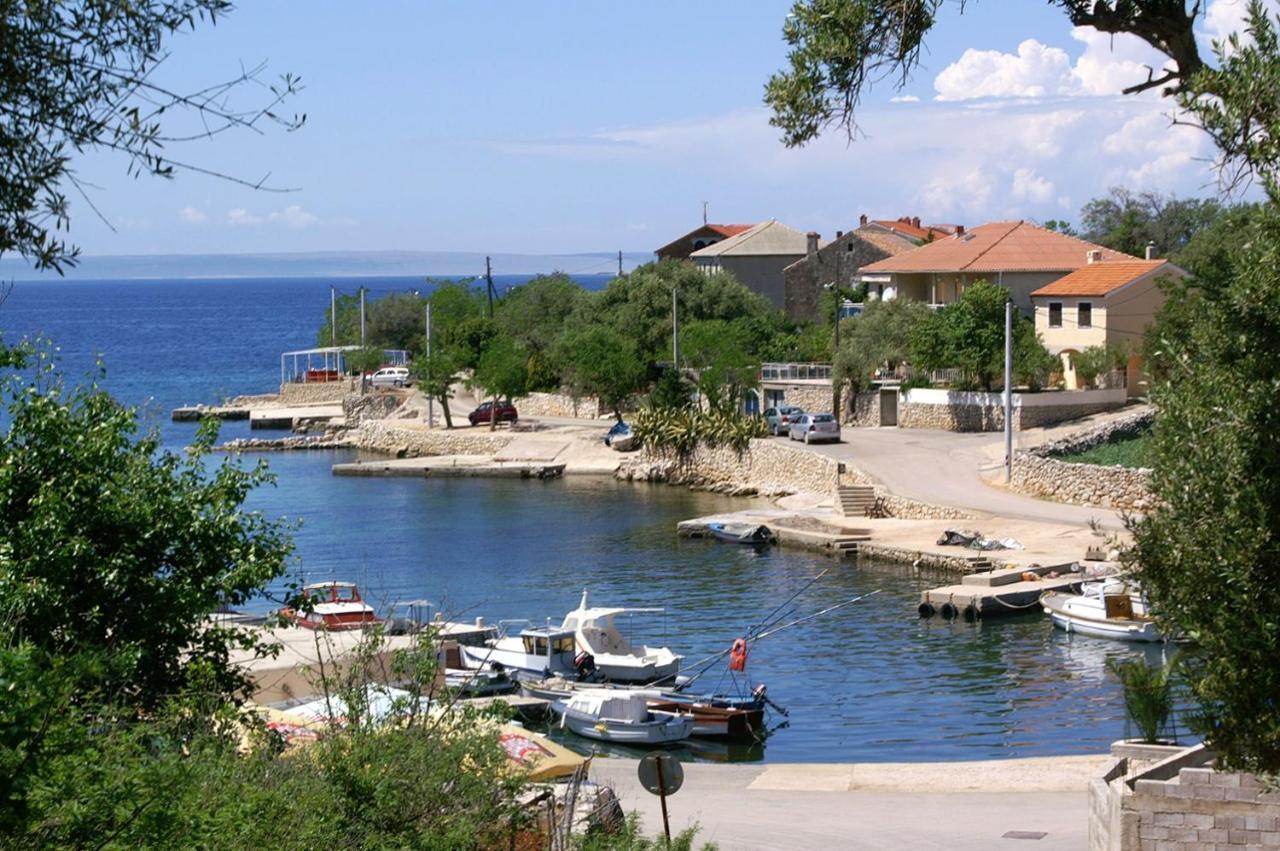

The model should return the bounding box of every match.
[657,762,671,847]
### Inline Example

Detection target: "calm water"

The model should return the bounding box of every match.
[0,276,1163,762]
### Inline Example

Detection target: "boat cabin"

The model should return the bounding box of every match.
[305,581,364,604]
[521,627,577,658]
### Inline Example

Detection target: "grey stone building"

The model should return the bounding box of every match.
[783,227,917,323]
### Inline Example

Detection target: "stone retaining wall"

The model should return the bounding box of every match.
[350,422,513,457]
[516,391,603,419]
[766,384,833,415]
[616,439,967,519]
[846,391,880,428]
[343,391,412,427]
[1011,452,1153,512]
[1036,409,1154,457]
[897,387,1128,432]
[279,379,358,404]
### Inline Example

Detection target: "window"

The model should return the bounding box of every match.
[553,636,575,654]
[1048,302,1063,328]
[1077,302,1092,329]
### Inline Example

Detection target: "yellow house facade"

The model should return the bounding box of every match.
[1030,258,1186,396]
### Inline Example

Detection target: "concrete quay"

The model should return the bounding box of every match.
[333,455,566,479]
[250,404,344,430]
[591,753,1107,850]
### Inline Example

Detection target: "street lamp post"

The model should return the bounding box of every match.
[825,281,842,426]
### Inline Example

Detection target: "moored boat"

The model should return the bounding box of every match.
[280,581,380,631]
[707,522,774,545]
[552,689,694,746]
[1041,578,1165,643]
[562,591,682,683]
[460,622,580,682]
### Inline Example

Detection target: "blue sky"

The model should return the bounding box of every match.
[60,1,1262,261]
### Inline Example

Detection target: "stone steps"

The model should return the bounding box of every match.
[836,485,877,517]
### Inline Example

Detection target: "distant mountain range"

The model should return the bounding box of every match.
[0,250,655,280]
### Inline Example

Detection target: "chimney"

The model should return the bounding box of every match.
[955,225,965,237]
[912,217,921,228]
[806,231,820,259]
[859,214,868,227]
[1087,249,1103,264]
[836,230,844,239]
[1145,241,1157,260]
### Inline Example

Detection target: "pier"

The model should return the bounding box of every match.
[917,562,1086,620]
[332,456,566,479]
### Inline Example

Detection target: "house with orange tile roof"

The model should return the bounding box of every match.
[1031,255,1186,394]
[654,223,756,261]
[689,220,816,308]
[857,214,955,243]
[858,221,1138,314]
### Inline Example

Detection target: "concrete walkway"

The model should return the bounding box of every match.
[797,421,1131,530]
[590,755,1106,850]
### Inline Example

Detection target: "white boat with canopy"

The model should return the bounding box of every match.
[562,590,682,684]
[554,689,693,745]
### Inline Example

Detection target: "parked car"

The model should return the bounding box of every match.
[763,405,805,436]
[468,400,518,426]
[370,366,411,387]
[788,413,840,444]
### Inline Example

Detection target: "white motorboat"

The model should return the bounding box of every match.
[553,689,693,746]
[561,591,682,683]
[1041,578,1165,643]
[460,622,579,682]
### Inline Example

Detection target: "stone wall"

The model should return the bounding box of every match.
[1011,452,1153,512]
[279,379,358,405]
[616,438,967,519]
[896,387,1128,432]
[765,384,833,415]
[1090,746,1280,850]
[1035,409,1154,457]
[782,231,892,323]
[343,391,416,427]
[846,391,880,427]
[516,391,603,419]
[348,422,513,457]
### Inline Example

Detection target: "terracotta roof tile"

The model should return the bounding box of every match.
[706,224,755,238]
[871,219,949,242]
[855,229,918,256]
[1030,260,1173,297]
[859,221,1139,274]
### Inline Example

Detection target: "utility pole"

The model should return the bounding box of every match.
[1004,300,1014,483]
[617,250,623,277]
[425,302,435,429]
[702,201,708,226]
[671,288,680,371]
[359,286,366,348]
[330,285,337,348]
[485,255,495,318]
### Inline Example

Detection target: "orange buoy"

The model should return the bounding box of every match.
[728,638,748,672]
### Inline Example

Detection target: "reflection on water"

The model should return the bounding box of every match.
[242,462,1156,763]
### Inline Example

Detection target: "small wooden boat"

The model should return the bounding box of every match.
[707,522,774,545]
[280,581,379,631]
[553,690,693,746]
[1041,579,1164,643]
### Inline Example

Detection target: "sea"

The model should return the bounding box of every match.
[0,275,1168,763]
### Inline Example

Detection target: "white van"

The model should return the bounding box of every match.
[370,366,411,387]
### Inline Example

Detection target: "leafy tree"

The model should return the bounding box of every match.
[494,273,587,390]
[1042,219,1078,236]
[681,319,761,414]
[368,291,428,353]
[1071,343,1129,389]
[0,1,303,271]
[557,326,647,421]
[1127,199,1280,772]
[765,0,1203,147]
[648,368,696,412]
[1080,188,1223,259]
[315,292,362,348]
[0,349,292,711]
[1012,327,1059,392]
[833,298,929,394]
[410,346,464,428]
[909,282,1047,391]
[1172,201,1264,278]
[344,345,386,393]
[472,337,528,430]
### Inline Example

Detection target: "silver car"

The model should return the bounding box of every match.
[788,413,840,444]
[763,405,805,436]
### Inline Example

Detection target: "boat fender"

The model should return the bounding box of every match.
[939,602,959,619]
[918,601,935,618]
[962,604,978,622]
[728,638,749,672]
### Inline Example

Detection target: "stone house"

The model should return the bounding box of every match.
[689,219,814,309]
[782,226,919,322]
[858,221,1137,315]
[1031,253,1186,395]
[857,214,955,242]
[654,223,755,261]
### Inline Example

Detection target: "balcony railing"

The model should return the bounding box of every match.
[760,362,833,382]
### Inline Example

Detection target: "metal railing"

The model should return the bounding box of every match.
[760,362,833,382]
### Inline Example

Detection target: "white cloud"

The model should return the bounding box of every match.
[915,168,996,216]
[1101,110,1212,185]
[179,205,208,224]
[226,204,322,229]
[935,39,1075,100]
[889,94,920,103]
[1202,0,1280,42]
[1011,168,1055,203]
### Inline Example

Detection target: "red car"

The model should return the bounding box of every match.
[469,400,518,426]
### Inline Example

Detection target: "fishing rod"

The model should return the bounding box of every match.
[745,567,831,637]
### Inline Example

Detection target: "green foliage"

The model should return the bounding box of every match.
[575,813,715,851]
[648,369,696,412]
[0,350,293,711]
[1058,434,1151,468]
[909,282,1046,391]
[1107,656,1179,744]
[496,273,587,390]
[632,407,767,456]
[833,298,928,394]
[1071,343,1128,389]
[1128,200,1280,772]
[472,336,529,405]
[764,1,1204,148]
[0,1,303,271]
[557,326,647,421]
[1042,219,1078,236]
[1172,202,1264,278]
[1080,187,1223,259]
[409,346,464,428]
[681,319,762,414]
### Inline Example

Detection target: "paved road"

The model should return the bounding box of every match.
[591,758,1095,850]
[783,426,1128,529]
